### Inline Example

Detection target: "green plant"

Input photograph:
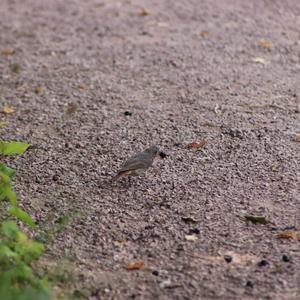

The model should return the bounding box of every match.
[0,140,52,300]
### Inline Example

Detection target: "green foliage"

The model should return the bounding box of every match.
[0,221,51,300]
[8,206,36,229]
[0,140,52,300]
[0,141,30,155]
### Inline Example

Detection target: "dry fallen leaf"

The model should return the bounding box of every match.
[35,86,45,94]
[185,234,198,241]
[3,104,14,115]
[127,261,145,270]
[200,31,210,38]
[194,252,258,266]
[138,8,152,16]
[186,140,207,149]
[2,47,15,55]
[10,63,22,74]
[244,215,268,225]
[78,84,88,90]
[252,57,267,65]
[277,231,299,241]
[66,102,79,115]
[0,121,7,128]
[258,39,272,49]
[295,133,300,142]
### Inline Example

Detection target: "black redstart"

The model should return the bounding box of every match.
[113,145,159,180]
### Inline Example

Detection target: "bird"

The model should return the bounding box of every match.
[113,145,159,180]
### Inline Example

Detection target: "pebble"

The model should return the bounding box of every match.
[224,255,233,263]
[258,259,269,267]
[282,254,291,262]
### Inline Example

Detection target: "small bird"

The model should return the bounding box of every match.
[113,145,159,180]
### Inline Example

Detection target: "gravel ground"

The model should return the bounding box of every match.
[1,0,300,299]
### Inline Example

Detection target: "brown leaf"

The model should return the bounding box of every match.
[258,39,272,49]
[200,31,210,38]
[66,102,79,115]
[244,215,268,225]
[2,47,15,55]
[78,84,88,90]
[35,86,45,94]
[186,140,207,149]
[10,63,22,74]
[127,261,145,270]
[277,231,299,241]
[295,133,300,142]
[138,9,152,16]
[3,104,14,115]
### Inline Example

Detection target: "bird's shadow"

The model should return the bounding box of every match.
[98,175,142,189]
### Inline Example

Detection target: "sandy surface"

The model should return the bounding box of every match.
[1,0,300,299]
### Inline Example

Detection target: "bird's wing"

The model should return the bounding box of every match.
[118,157,149,173]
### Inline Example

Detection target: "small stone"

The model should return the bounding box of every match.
[159,151,167,158]
[152,270,159,276]
[258,259,269,267]
[224,255,233,263]
[176,244,184,252]
[188,228,200,235]
[282,254,291,262]
[246,280,254,288]
[52,174,59,182]
[124,111,132,116]
[159,279,172,288]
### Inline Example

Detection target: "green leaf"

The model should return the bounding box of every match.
[16,237,45,263]
[0,175,17,205]
[0,171,10,184]
[0,141,31,155]
[8,206,36,228]
[2,220,19,239]
[244,215,268,225]
[5,189,17,206]
[0,245,18,259]
[0,163,15,178]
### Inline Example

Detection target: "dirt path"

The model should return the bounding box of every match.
[1,0,299,299]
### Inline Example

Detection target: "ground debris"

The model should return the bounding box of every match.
[127,261,145,271]
[138,8,151,16]
[244,215,268,225]
[3,104,14,115]
[2,47,15,55]
[185,140,207,149]
[252,57,268,64]
[185,234,198,241]
[258,39,272,49]
[277,231,299,241]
